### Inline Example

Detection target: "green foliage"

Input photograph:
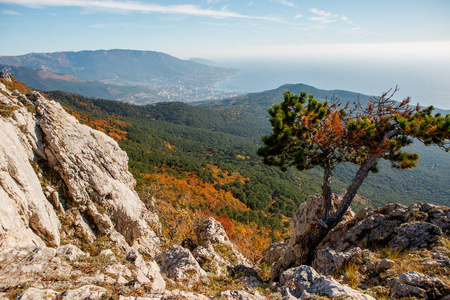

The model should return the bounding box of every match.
[47,91,301,229]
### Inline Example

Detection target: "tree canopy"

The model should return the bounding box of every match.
[258,88,450,273]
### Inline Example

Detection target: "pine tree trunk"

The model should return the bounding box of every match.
[272,155,381,281]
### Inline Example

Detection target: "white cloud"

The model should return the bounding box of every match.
[271,0,294,7]
[248,1,253,7]
[309,8,357,28]
[341,15,354,25]
[310,8,332,17]
[0,0,279,21]
[294,13,302,19]
[1,9,21,15]
[309,16,336,23]
[309,8,338,23]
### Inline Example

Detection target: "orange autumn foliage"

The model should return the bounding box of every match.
[0,77,33,94]
[139,170,283,261]
[63,108,130,141]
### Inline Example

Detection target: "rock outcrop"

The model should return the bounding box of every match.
[270,194,355,280]
[318,202,449,252]
[279,265,375,300]
[0,81,160,257]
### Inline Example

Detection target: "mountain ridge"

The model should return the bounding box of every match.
[0,49,239,102]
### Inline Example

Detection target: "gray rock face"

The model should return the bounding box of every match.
[0,246,71,290]
[0,117,60,248]
[319,202,449,252]
[30,91,160,256]
[260,240,289,267]
[389,271,450,299]
[158,245,207,281]
[280,265,375,300]
[0,82,161,257]
[17,288,59,300]
[390,222,443,250]
[60,285,107,300]
[270,194,355,280]
[312,247,352,274]
[195,217,234,248]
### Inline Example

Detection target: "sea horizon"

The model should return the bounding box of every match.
[215,57,450,110]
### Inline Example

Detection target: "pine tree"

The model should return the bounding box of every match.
[258,88,450,278]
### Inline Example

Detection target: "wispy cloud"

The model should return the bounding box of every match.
[0,0,279,21]
[271,0,294,8]
[309,8,337,23]
[1,9,21,15]
[340,15,354,25]
[294,13,302,19]
[309,8,357,28]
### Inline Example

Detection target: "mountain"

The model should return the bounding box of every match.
[196,83,450,117]
[0,49,239,102]
[0,64,165,103]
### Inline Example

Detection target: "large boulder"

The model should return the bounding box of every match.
[319,202,449,252]
[195,217,234,248]
[158,245,206,281]
[280,265,375,300]
[270,194,354,280]
[389,271,450,299]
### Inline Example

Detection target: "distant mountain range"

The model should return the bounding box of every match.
[0,49,239,103]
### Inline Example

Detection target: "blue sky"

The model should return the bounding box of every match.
[1,0,449,60]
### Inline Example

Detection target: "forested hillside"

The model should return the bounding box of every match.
[197,84,450,208]
[43,84,449,256]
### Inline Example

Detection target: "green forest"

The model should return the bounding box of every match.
[47,86,449,230]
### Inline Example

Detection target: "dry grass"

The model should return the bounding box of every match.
[336,261,361,289]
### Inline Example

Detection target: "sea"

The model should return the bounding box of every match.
[215,58,450,110]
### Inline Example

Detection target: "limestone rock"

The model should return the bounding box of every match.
[60,285,107,300]
[312,247,352,274]
[194,217,249,268]
[0,71,12,81]
[28,91,160,256]
[389,271,450,299]
[0,246,71,290]
[212,289,266,300]
[57,244,89,261]
[375,259,395,273]
[192,245,229,276]
[280,265,375,300]
[270,194,354,280]
[0,118,60,248]
[158,245,206,281]
[162,290,209,300]
[389,222,443,250]
[261,240,289,267]
[319,203,449,252]
[195,217,234,248]
[17,288,59,300]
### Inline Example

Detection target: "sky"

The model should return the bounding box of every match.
[0,0,449,61]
